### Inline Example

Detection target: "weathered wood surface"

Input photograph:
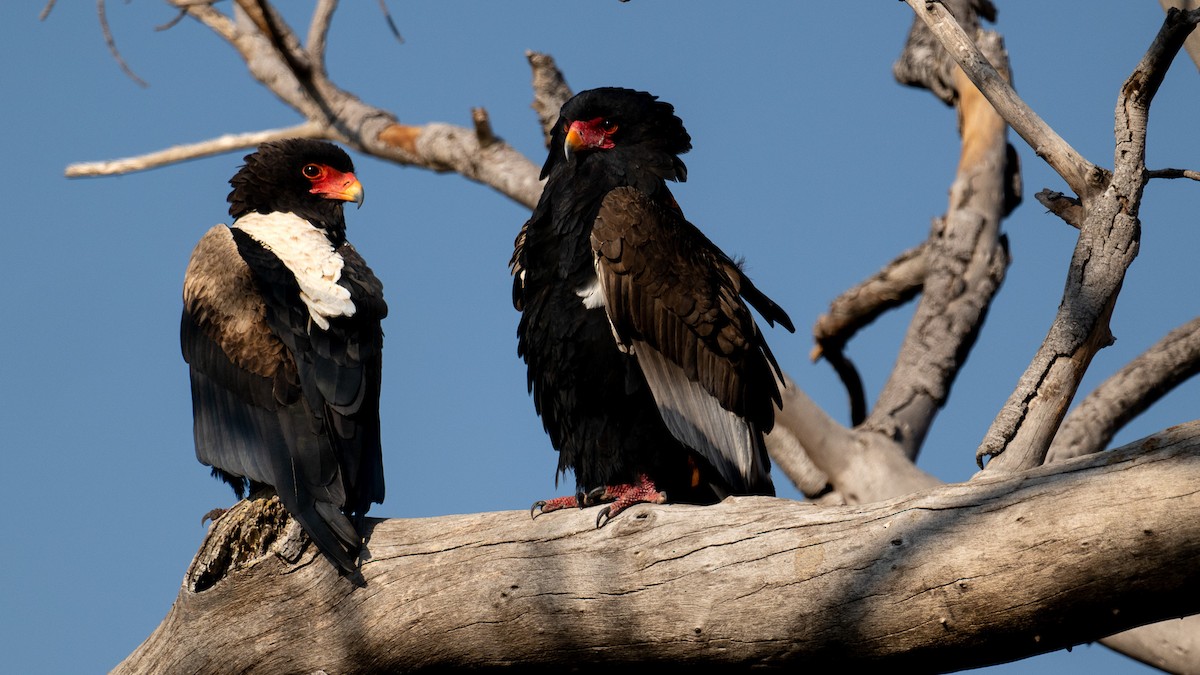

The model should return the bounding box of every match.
[116,421,1200,674]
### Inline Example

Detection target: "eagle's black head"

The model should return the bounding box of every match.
[227,139,363,232]
[542,87,692,184]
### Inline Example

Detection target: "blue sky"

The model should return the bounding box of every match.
[2,3,1196,673]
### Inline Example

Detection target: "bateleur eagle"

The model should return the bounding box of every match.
[181,139,386,575]
[511,88,795,525]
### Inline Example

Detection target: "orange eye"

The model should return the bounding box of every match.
[302,164,325,180]
[600,119,618,134]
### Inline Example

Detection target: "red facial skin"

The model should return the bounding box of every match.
[304,163,365,206]
[564,117,618,157]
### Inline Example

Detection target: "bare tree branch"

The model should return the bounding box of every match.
[65,123,330,177]
[71,1,546,208]
[1035,189,1084,229]
[527,49,574,147]
[768,379,942,504]
[812,242,927,353]
[114,422,1200,673]
[376,0,404,44]
[901,0,1102,201]
[1101,616,1200,674]
[977,5,1200,472]
[810,241,930,427]
[1048,316,1200,462]
[861,25,1014,461]
[1148,167,1200,180]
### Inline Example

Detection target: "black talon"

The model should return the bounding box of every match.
[595,506,612,529]
[530,500,546,519]
[583,486,607,507]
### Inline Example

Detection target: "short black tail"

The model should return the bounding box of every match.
[293,498,363,577]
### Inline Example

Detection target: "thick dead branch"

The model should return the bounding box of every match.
[768,378,942,504]
[116,421,1200,674]
[977,6,1200,472]
[527,50,574,147]
[1048,317,1200,462]
[862,30,1014,461]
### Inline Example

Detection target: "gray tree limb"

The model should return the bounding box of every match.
[773,0,1016,502]
[1049,317,1200,462]
[67,1,546,210]
[973,5,1200,472]
[115,421,1200,674]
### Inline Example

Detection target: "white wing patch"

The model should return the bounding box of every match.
[634,340,763,489]
[233,211,355,330]
[583,259,632,353]
[576,274,605,310]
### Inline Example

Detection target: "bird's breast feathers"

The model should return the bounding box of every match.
[232,211,356,330]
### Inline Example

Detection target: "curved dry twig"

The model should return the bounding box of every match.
[98,0,148,88]
[811,242,926,426]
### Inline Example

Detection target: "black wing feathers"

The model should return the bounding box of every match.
[184,225,385,574]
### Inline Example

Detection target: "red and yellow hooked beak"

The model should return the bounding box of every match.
[563,118,615,160]
[310,167,365,208]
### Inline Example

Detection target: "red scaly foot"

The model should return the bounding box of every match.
[530,474,667,527]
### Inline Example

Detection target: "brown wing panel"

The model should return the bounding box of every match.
[591,187,779,491]
[591,187,767,418]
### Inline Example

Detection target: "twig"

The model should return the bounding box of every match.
[472,107,496,147]
[98,0,148,88]
[1147,167,1200,180]
[811,242,927,426]
[1035,189,1083,229]
[377,0,403,44]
